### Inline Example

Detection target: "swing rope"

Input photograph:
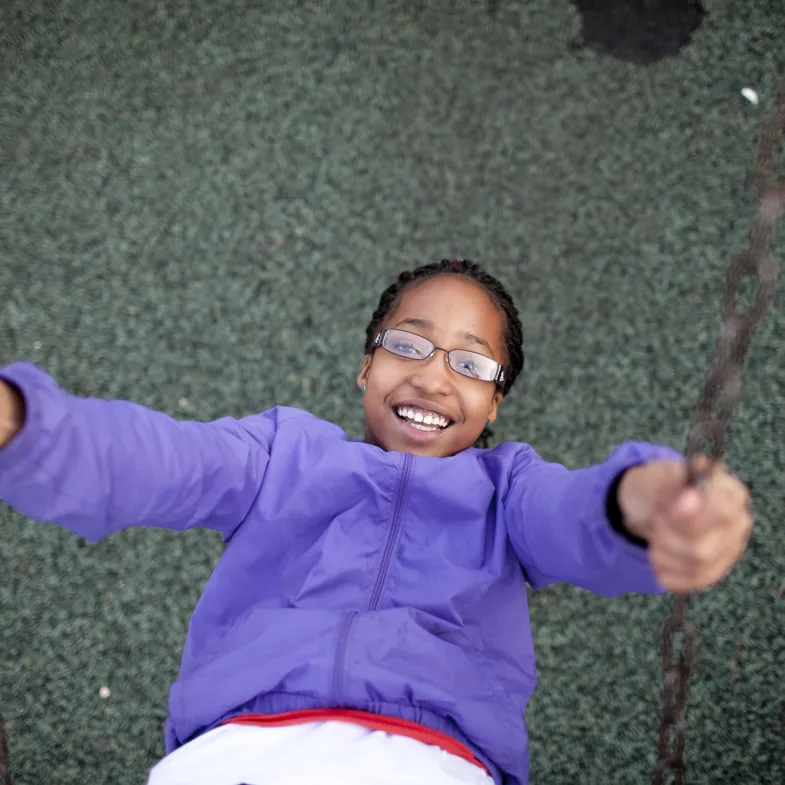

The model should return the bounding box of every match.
[652,80,785,784]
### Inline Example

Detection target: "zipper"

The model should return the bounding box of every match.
[331,611,357,703]
[367,453,414,611]
[331,454,414,702]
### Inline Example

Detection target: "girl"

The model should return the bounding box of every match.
[0,259,751,785]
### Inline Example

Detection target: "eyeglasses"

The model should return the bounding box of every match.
[373,328,505,386]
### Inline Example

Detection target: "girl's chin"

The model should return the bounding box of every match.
[363,411,473,457]
[363,411,479,456]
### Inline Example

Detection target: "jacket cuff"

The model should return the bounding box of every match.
[0,363,48,474]
[606,469,649,548]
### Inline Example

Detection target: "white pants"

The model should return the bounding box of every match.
[146,721,494,785]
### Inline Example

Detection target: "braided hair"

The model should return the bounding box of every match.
[364,259,525,448]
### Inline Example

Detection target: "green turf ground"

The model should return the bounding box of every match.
[1,1,783,783]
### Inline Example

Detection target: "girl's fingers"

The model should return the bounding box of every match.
[651,557,734,592]
[650,518,752,591]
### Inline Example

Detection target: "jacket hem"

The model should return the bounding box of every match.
[182,691,504,785]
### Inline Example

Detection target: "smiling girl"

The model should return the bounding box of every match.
[0,259,751,785]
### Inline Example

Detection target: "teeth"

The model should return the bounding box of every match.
[396,406,450,429]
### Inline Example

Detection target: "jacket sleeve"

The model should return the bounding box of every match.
[0,362,276,543]
[503,440,685,597]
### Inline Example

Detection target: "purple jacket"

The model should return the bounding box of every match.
[0,362,681,785]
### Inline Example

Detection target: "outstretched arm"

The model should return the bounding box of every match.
[0,362,276,543]
[502,441,684,597]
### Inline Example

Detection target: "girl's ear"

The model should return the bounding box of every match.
[357,354,373,392]
[486,390,503,425]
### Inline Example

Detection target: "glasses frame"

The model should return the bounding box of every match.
[373,328,506,387]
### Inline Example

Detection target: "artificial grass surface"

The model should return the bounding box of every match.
[1,1,784,783]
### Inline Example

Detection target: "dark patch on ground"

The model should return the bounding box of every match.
[571,0,705,65]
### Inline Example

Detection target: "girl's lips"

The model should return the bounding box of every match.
[392,399,455,424]
[390,407,452,444]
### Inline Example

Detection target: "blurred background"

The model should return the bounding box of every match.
[1,1,783,783]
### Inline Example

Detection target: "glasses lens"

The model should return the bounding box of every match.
[382,329,434,359]
[449,350,500,382]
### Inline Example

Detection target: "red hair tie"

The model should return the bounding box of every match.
[451,259,461,270]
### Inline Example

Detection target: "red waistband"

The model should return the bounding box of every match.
[220,708,491,776]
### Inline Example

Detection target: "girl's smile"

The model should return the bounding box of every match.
[390,398,456,443]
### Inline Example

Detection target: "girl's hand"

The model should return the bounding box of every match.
[617,457,753,593]
[0,380,25,449]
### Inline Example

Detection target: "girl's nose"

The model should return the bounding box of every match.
[409,350,454,394]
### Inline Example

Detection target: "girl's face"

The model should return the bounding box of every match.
[357,275,505,457]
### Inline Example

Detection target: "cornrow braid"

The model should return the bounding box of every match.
[364,259,525,449]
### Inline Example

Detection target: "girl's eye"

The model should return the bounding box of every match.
[456,359,481,378]
[393,341,424,357]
